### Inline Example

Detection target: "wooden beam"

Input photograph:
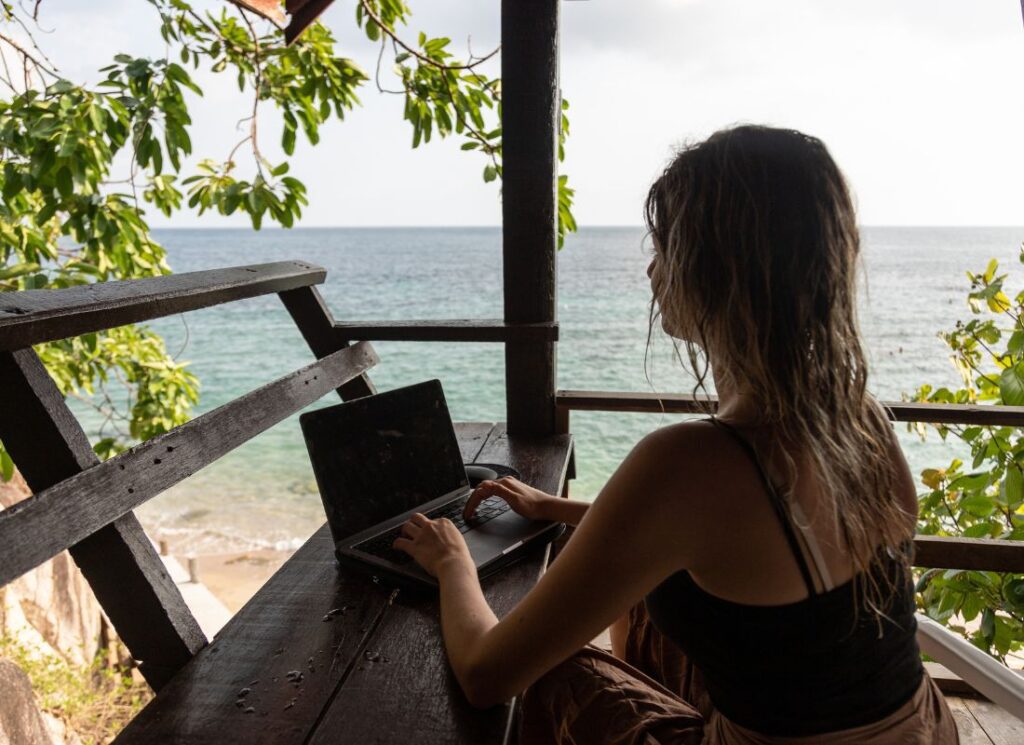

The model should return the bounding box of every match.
[278,286,376,400]
[0,261,325,351]
[502,0,559,436]
[555,390,1024,427]
[0,342,378,587]
[332,319,558,343]
[0,348,206,690]
[914,536,1024,573]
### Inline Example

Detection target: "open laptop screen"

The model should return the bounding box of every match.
[300,379,469,544]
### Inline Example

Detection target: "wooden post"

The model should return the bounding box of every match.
[502,0,560,436]
[0,349,206,690]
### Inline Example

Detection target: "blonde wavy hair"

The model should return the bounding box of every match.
[644,125,910,609]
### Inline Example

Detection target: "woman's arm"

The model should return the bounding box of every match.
[395,424,716,707]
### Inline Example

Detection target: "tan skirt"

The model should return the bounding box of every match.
[518,604,958,745]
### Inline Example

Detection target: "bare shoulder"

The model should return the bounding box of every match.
[608,419,743,518]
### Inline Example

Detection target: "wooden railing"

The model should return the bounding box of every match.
[555,389,1024,573]
[0,262,380,688]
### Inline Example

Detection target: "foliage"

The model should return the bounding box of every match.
[0,1,576,472]
[0,635,151,744]
[355,0,576,247]
[912,248,1024,660]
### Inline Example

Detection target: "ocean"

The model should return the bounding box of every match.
[99,226,1023,553]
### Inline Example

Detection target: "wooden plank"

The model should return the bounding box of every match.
[0,262,325,351]
[0,348,205,690]
[455,422,498,463]
[307,426,573,744]
[502,0,559,437]
[914,536,1024,573]
[0,342,378,585]
[113,525,394,744]
[333,319,558,343]
[555,390,1024,427]
[278,286,376,401]
[113,425,529,743]
[947,696,995,744]
[926,661,980,696]
[964,697,1024,744]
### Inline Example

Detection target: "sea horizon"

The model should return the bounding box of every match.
[69,225,1024,554]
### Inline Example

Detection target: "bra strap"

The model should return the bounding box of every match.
[709,417,820,597]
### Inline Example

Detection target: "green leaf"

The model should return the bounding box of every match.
[483,164,497,183]
[980,607,995,642]
[1005,578,1024,615]
[999,364,1024,405]
[0,448,14,481]
[959,494,996,518]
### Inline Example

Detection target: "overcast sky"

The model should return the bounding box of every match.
[23,1,1024,227]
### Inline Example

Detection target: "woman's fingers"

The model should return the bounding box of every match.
[392,535,413,553]
[463,480,515,518]
[463,481,492,518]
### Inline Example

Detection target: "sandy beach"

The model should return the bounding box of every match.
[172,548,294,614]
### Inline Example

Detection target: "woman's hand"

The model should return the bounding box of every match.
[463,477,555,522]
[393,513,474,578]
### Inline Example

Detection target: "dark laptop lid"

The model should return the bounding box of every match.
[300,380,469,545]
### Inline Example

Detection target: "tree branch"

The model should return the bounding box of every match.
[358,0,498,72]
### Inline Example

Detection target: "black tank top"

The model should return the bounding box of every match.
[644,419,923,737]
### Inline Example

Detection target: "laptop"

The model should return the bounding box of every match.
[299,379,563,589]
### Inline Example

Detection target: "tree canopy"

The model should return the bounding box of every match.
[0,0,575,473]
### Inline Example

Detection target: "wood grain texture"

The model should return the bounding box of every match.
[456,422,498,463]
[501,0,559,437]
[0,342,378,585]
[278,286,376,401]
[964,697,1024,744]
[332,319,559,343]
[556,389,1024,426]
[113,525,394,744]
[305,424,573,744]
[947,697,995,744]
[0,348,205,689]
[914,536,1024,573]
[113,425,570,743]
[925,662,979,696]
[0,262,324,351]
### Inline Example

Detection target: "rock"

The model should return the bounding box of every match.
[0,657,63,745]
[0,475,108,666]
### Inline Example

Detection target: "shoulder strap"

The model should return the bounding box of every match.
[709,417,820,596]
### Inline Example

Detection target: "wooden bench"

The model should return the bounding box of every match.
[0,262,573,743]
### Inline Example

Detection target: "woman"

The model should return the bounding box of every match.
[393,125,958,743]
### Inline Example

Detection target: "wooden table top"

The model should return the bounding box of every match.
[114,423,574,745]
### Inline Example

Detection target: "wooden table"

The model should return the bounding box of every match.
[114,423,574,745]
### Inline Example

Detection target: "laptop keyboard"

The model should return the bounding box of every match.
[354,496,512,565]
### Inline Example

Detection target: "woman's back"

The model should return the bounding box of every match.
[643,417,923,736]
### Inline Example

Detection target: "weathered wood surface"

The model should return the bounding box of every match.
[279,285,376,401]
[333,319,559,343]
[556,389,1024,427]
[0,342,378,585]
[308,424,573,745]
[962,696,1024,743]
[914,535,1024,573]
[946,695,1024,744]
[114,424,573,744]
[947,696,996,744]
[0,262,324,351]
[0,348,205,690]
[502,0,559,437]
[114,524,393,744]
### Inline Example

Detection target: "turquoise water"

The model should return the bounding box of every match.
[114,226,1023,552]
